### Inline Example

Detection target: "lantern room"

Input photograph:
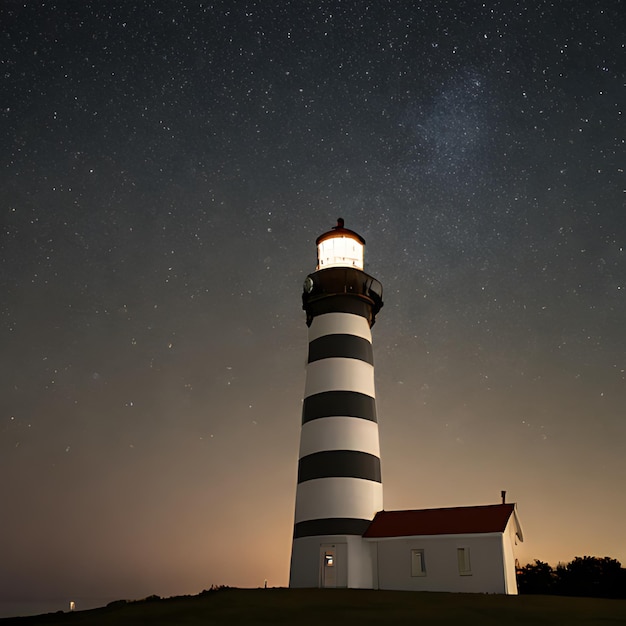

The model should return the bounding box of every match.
[316,218,365,270]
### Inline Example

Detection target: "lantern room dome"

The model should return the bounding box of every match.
[315,218,365,270]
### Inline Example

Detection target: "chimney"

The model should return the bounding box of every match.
[501,490,506,504]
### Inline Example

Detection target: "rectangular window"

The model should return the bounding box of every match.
[411,549,426,576]
[457,547,472,575]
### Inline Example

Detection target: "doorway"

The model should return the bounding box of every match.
[319,543,348,587]
[320,545,337,588]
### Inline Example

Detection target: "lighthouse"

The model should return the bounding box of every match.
[289,219,384,589]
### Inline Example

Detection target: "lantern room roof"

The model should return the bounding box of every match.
[316,218,366,246]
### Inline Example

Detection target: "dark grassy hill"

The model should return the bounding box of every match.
[2,588,626,625]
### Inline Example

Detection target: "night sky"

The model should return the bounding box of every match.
[1,0,624,615]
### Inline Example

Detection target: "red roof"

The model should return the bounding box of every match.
[363,504,516,538]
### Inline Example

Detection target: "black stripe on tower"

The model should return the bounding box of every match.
[297,450,381,484]
[308,334,373,364]
[302,391,377,424]
[304,295,375,326]
[293,517,372,539]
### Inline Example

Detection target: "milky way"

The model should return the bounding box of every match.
[1,1,623,615]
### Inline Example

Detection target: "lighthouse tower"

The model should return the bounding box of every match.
[289,219,384,589]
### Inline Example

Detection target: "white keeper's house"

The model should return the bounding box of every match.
[363,502,523,594]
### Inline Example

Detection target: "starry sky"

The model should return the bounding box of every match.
[1,0,624,615]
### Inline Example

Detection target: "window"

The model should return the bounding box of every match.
[324,553,334,567]
[457,547,472,575]
[317,237,364,270]
[411,549,426,576]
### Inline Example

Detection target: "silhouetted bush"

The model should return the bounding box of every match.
[517,560,556,594]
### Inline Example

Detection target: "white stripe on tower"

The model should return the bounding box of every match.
[294,478,381,523]
[304,358,375,398]
[298,417,380,458]
[307,312,372,342]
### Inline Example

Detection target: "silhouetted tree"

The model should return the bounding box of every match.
[517,560,555,594]
[555,556,625,599]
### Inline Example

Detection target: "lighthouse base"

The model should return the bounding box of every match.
[289,535,377,589]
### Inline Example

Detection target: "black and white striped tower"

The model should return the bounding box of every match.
[289,219,384,589]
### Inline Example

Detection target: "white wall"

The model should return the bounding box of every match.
[290,537,318,587]
[346,536,376,588]
[502,519,520,594]
[290,536,375,588]
[371,532,511,594]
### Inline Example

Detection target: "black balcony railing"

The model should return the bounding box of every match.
[302,267,383,326]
